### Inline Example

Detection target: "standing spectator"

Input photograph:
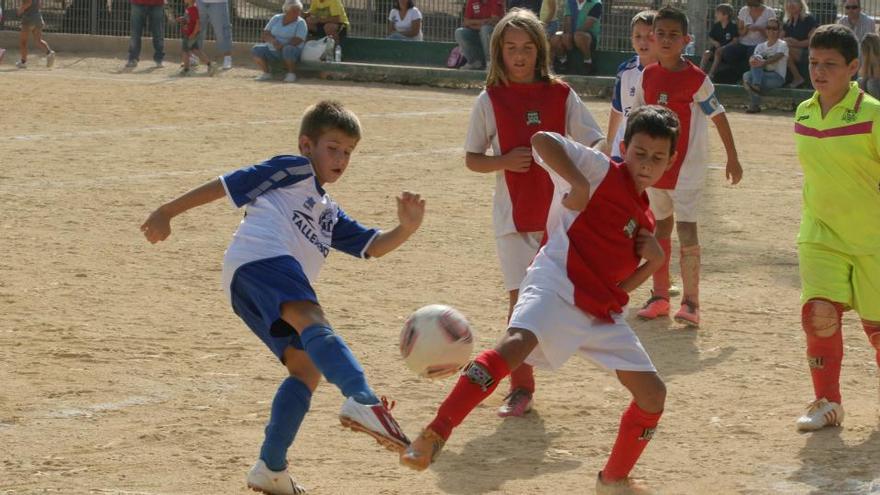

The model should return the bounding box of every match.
[859,32,880,98]
[743,17,788,113]
[783,0,817,88]
[454,0,504,70]
[387,0,423,41]
[550,0,602,74]
[197,0,233,69]
[701,3,738,80]
[718,0,774,82]
[177,0,218,75]
[251,0,307,82]
[305,0,350,42]
[126,0,164,68]
[838,0,875,42]
[16,0,55,68]
[538,0,557,38]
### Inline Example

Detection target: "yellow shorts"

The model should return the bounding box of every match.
[799,242,880,321]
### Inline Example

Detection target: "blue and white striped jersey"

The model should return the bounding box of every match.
[219,155,379,299]
[610,55,643,161]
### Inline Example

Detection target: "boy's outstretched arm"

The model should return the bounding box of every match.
[141,178,226,243]
[531,132,591,211]
[365,192,426,258]
[711,113,743,185]
[618,229,664,293]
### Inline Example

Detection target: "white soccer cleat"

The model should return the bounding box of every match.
[339,396,410,453]
[796,398,844,431]
[246,460,306,495]
[283,72,297,83]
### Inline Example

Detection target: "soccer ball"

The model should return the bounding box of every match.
[400,304,474,379]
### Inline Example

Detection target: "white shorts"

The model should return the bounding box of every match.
[509,284,656,372]
[647,187,703,222]
[495,231,543,291]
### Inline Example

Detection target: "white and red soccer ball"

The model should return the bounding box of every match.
[399,304,474,379]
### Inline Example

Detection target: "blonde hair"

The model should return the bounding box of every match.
[485,8,559,87]
[630,9,656,29]
[861,33,880,79]
[783,0,809,22]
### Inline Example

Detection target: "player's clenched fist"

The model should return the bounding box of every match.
[141,207,173,244]
[635,229,664,264]
[396,191,426,232]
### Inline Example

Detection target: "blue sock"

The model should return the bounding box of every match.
[300,324,378,405]
[259,376,312,472]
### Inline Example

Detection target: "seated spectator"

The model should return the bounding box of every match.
[454,0,504,70]
[539,0,557,38]
[387,0,423,41]
[859,32,880,98]
[506,0,539,17]
[838,0,875,43]
[701,3,738,79]
[743,17,788,113]
[305,0,349,41]
[550,0,602,74]
[717,0,774,83]
[252,0,308,83]
[782,0,817,88]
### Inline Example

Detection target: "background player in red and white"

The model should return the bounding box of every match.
[633,6,744,328]
[463,8,605,418]
[401,106,680,494]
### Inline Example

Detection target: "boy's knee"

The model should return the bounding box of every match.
[802,299,843,338]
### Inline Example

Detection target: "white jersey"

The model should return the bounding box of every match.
[464,87,604,237]
[610,55,644,160]
[220,155,379,300]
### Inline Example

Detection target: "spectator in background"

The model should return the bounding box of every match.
[838,0,875,42]
[743,17,788,113]
[859,32,880,98]
[305,0,350,41]
[177,0,218,75]
[717,0,774,82]
[551,0,602,75]
[809,0,837,25]
[125,0,164,68]
[538,0,557,37]
[506,0,540,17]
[252,0,307,82]
[197,0,234,69]
[387,0,423,40]
[454,0,504,70]
[16,0,55,69]
[701,3,738,79]
[783,0,817,88]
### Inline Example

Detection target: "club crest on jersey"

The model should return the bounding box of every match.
[303,197,317,211]
[658,93,669,106]
[526,111,541,126]
[318,208,335,236]
[623,218,638,238]
[843,109,857,123]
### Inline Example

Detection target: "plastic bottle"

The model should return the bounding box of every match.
[334,45,342,63]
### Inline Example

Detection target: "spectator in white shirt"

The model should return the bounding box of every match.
[387,0,423,40]
[743,17,788,113]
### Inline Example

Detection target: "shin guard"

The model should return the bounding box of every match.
[602,402,663,481]
[802,300,844,403]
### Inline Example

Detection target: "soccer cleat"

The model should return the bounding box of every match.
[596,471,653,495]
[636,295,670,320]
[674,301,700,328]
[246,460,307,495]
[497,388,532,418]
[46,50,55,68]
[255,73,273,81]
[283,72,297,83]
[222,55,233,70]
[796,398,844,431]
[339,396,410,453]
[400,427,445,471]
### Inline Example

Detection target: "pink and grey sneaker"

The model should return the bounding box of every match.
[497,387,533,417]
[674,301,700,328]
[339,396,410,453]
[636,295,670,320]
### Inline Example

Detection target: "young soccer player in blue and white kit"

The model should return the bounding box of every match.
[141,100,423,495]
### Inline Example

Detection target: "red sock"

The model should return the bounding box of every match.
[652,238,672,299]
[601,402,662,481]
[863,321,880,368]
[801,303,843,404]
[428,349,511,440]
[509,363,535,394]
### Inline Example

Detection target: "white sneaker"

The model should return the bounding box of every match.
[222,55,232,70]
[189,54,199,67]
[246,460,306,495]
[46,50,55,68]
[796,398,844,431]
[15,60,27,69]
[155,60,164,68]
[283,72,297,83]
[339,396,410,453]
[255,73,273,81]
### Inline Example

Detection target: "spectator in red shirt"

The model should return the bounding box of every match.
[177,0,217,75]
[125,0,165,68]
[454,0,504,70]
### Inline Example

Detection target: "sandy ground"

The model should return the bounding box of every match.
[1,54,880,495]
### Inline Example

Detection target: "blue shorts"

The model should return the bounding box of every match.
[230,255,318,361]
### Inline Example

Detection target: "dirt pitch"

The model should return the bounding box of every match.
[1,56,879,495]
